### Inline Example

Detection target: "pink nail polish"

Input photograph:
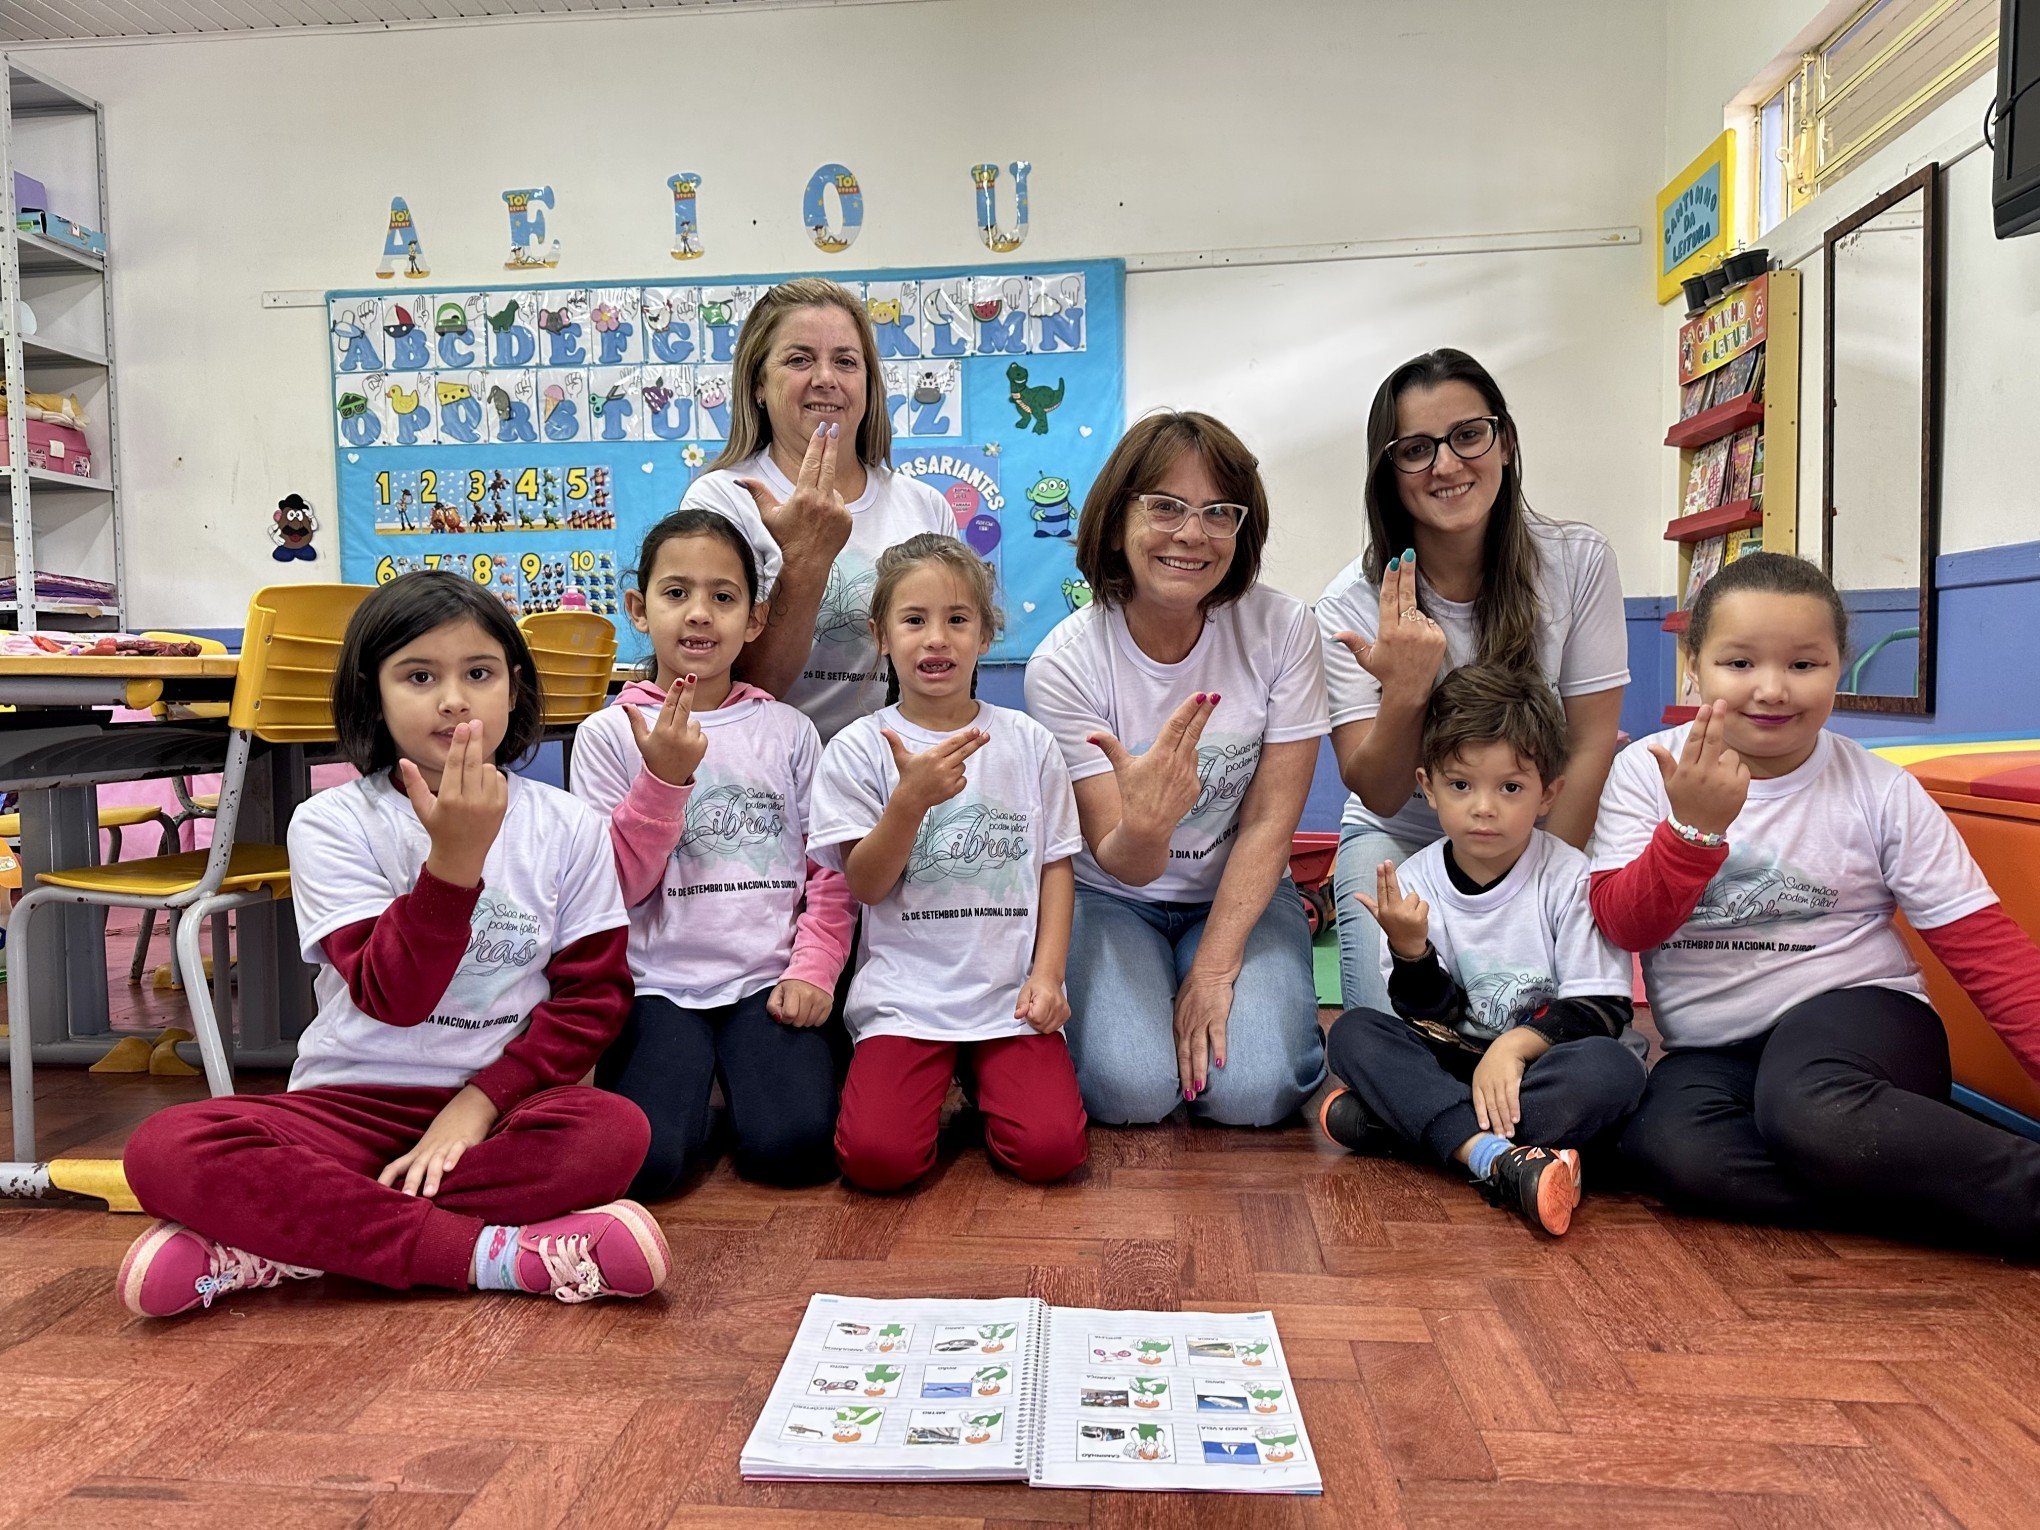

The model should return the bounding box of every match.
[1183,1087,1196,1101]
[1209,693,1221,704]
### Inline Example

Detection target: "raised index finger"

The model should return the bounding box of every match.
[1178,694,1217,755]
[796,420,827,492]
[818,419,841,492]
[1155,692,1206,751]
[665,672,697,726]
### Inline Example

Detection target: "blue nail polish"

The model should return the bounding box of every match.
[1386,555,1400,571]
[1405,546,1416,562]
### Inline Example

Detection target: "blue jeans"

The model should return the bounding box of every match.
[1332,821,1433,1014]
[1065,880,1325,1127]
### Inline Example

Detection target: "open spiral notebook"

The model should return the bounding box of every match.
[739,1294,1320,1494]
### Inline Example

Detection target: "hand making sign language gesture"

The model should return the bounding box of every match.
[1648,698,1751,838]
[628,673,708,787]
[1351,858,1432,961]
[737,420,854,568]
[1330,550,1447,700]
[883,725,989,813]
[400,720,510,891]
[1087,691,1220,842]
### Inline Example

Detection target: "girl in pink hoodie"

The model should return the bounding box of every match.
[571,509,855,1193]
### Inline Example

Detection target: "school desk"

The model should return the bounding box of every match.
[0,652,314,1070]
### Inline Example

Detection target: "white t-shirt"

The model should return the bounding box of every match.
[1381,828,1632,1046]
[571,690,822,1008]
[1590,726,1998,1050]
[1023,582,1330,904]
[1315,517,1629,842]
[683,450,957,742]
[288,771,627,1091]
[809,702,1082,1044]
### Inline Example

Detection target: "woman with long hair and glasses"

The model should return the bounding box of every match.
[1315,350,1628,1018]
[1025,412,1329,1127]
[679,278,957,742]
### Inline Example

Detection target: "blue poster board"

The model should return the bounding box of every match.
[327,259,1124,662]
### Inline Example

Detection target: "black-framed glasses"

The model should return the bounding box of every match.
[1131,493,1248,539]
[1384,416,1503,474]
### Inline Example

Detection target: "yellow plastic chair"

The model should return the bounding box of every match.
[7,584,372,1160]
[132,631,230,986]
[518,609,617,729]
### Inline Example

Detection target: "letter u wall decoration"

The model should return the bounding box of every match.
[972,162,1031,253]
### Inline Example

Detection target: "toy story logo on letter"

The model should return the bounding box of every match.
[1656,131,1734,305]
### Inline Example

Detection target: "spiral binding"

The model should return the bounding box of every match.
[1021,1298,1051,1481]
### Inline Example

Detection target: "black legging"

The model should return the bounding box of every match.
[596,989,840,1198]
[1620,986,2040,1258]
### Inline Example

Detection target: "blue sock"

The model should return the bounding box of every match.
[472,1224,525,1292]
[1467,1134,1510,1180]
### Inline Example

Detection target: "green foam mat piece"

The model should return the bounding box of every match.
[1312,931,1341,1010]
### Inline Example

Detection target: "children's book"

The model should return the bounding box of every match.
[1724,527,1763,563]
[739,1294,1320,1494]
[1697,437,1730,510]
[1713,347,1760,404]
[1679,378,1711,419]
[1724,428,1758,504]
[1684,536,1726,605]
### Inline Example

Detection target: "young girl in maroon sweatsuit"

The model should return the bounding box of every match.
[118,572,668,1317]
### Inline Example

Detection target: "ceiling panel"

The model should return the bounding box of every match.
[1,0,819,44]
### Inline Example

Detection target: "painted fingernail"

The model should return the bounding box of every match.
[1209,693,1221,704]
[1386,555,1400,571]
[1404,547,1416,562]
[830,422,842,438]
[685,673,697,684]
[1216,1057,1226,1069]
[1184,1087,1197,1101]
[1193,692,1207,704]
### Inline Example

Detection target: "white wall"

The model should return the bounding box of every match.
[1661,1,2040,583]
[17,0,1671,627]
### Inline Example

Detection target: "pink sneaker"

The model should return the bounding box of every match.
[118,1220,321,1317]
[512,1201,669,1303]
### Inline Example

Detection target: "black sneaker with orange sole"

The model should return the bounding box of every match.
[1316,1087,1397,1156]
[1477,1144,1580,1235]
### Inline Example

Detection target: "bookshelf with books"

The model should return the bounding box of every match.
[1661,269,1800,722]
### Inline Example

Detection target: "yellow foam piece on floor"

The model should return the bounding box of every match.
[151,955,213,991]
[49,1159,141,1213]
[149,1028,201,1077]
[89,1035,156,1074]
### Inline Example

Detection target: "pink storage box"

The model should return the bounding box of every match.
[0,418,92,476]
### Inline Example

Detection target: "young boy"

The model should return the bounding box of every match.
[1318,664,1645,1235]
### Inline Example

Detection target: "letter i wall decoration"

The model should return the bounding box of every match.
[669,173,705,260]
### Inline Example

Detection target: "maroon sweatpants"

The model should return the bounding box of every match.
[124,1084,650,1290]
[835,1032,1088,1191]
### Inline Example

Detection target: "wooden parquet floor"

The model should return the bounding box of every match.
[4,927,2039,1528]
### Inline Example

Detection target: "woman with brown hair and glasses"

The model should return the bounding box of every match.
[1024,412,1330,1126]
[679,278,956,742]
[1315,349,1628,1025]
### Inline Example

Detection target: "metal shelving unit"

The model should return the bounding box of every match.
[2,56,123,635]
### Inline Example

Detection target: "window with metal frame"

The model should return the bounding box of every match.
[1754,0,1998,234]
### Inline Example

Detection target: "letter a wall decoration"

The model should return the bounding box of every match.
[375,197,431,281]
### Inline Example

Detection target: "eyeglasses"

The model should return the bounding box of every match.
[1383,416,1503,475]
[1131,493,1248,540]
